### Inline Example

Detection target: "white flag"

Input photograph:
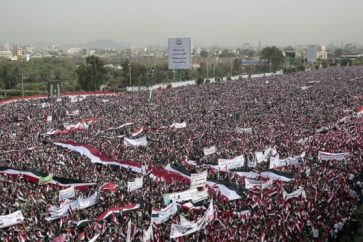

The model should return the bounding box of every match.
[127,178,143,192]
[143,222,153,242]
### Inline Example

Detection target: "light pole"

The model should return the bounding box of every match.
[206,51,209,79]
[21,75,24,97]
[128,63,132,91]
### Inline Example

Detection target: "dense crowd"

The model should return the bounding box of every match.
[0,66,363,241]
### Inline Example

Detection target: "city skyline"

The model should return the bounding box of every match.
[0,0,363,47]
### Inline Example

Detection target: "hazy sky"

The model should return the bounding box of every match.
[1,0,362,47]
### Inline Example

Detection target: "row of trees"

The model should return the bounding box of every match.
[4,46,357,93]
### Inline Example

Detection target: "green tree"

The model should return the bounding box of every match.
[260,46,284,70]
[0,63,21,89]
[76,55,108,91]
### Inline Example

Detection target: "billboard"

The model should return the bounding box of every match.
[307,45,317,63]
[168,38,192,70]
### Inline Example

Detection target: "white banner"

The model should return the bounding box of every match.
[0,211,25,229]
[170,122,187,129]
[190,171,207,188]
[59,186,75,202]
[163,188,208,205]
[235,127,252,134]
[76,192,98,210]
[170,204,210,239]
[128,178,143,192]
[216,155,245,171]
[245,178,272,190]
[203,145,216,156]
[168,38,192,70]
[124,136,148,147]
[318,151,350,161]
[46,192,98,221]
[283,187,306,201]
[269,156,299,169]
[152,200,178,224]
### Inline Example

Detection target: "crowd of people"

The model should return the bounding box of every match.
[0,66,363,241]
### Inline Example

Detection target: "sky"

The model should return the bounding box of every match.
[0,0,362,47]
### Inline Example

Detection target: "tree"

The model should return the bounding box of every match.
[76,55,108,91]
[0,63,21,89]
[260,46,284,70]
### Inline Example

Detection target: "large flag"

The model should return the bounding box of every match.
[203,145,216,156]
[54,141,143,173]
[39,174,53,185]
[190,171,207,188]
[0,211,25,229]
[59,186,75,201]
[127,177,143,192]
[0,167,95,190]
[124,136,148,147]
[152,200,178,224]
[318,151,350,161]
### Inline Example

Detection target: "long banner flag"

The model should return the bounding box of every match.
[0,211,25,229]
[318,151,350,161]
[0,167,94,190]
[54,141,143,173]
[54,141,189,183]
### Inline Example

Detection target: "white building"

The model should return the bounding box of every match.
[0,50,12,59]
